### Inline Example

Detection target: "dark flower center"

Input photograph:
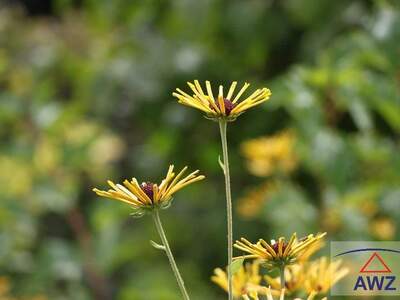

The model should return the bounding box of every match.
[272,242,287,255]
[211,98,236,115]
[141,182,155,200]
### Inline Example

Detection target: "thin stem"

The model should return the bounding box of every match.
[219,120,233,300]
[152,209,190,300]
[280,264,286,290]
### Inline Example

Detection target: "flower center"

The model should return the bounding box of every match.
[272,242,287,255]
[211,98,236,115]
[141,182,155,200]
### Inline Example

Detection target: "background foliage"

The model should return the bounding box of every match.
[0,0,399,299]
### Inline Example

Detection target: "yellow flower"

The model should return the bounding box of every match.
[241,289,268,300]
[234,233,327,266]
[0,276,10,297]
[241,130,297,177]
[265,264,305,294]
[321,207,342,233]
[93,165,205,217]
[358,199,378,217]
[304,257,348,295]
[370,217,396,240]
[173,80,271,121]
[264,240,324,294]
[0,276,48,300]
[242,287,325,300]
[237,181,278,219]
[0,156,32,198]
[211,260,264,298]
[299,239,325,262]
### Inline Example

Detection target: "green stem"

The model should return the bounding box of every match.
[152,210,190,300]
[280,264,286,290]
[219,120,233,300]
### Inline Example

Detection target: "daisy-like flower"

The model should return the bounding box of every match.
[241,130,297,177]
[241,289,270,300]
[304,257,348,294]
[298,238,325,262]
[173,80,271,121]
[212,260,264,298]
[242,287,326,300]
[234,233,327,267]
[93,165,205,217]
[265,264,305,294]
[237,180,278,219]
[370,217,396,240]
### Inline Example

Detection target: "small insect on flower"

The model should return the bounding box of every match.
[172,80,271,122]
[92,165,205,217]
[234,233,327,267]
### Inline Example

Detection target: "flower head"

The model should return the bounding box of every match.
[237,180,278,219]
[173,80,271,122]
[298,238,325,262]
[304,257,348,294]
[0,276,48,300]
[241,130,297,177]
[370,217,396,240]
[93,165,205,217]
[242,287,326,300]
[212,260,264,298]
[265,264,305,294]
[234,233,326,267]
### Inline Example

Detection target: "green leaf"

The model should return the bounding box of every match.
[150,240,165,251]
[229,258,244,275]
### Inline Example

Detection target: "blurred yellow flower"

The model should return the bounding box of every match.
[0,276,47,300]
[173,80,271,121]
[370,217,396,240]
[241,289,268,300]
[33,138,61,174]
[234,233,326,266]
[241,131,297,177]
[358,199,378,217]
[299,239,325,262]
[321,207,342,233]
[8,67,33,96]
[63,121,99,145]
[265,264,305,294]
[237,181,278,219]
[93,165,204,216]
[342,189,378,218]
[0,277,11,297]
[242,287,325,300]
[0,156,32,198]
[88,134,125,166]
[304,257,348,294]
[212,260,264,298]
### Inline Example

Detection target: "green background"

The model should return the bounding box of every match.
[0,0,399,299]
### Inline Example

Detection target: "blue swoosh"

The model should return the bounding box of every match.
[334,248,400,257]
